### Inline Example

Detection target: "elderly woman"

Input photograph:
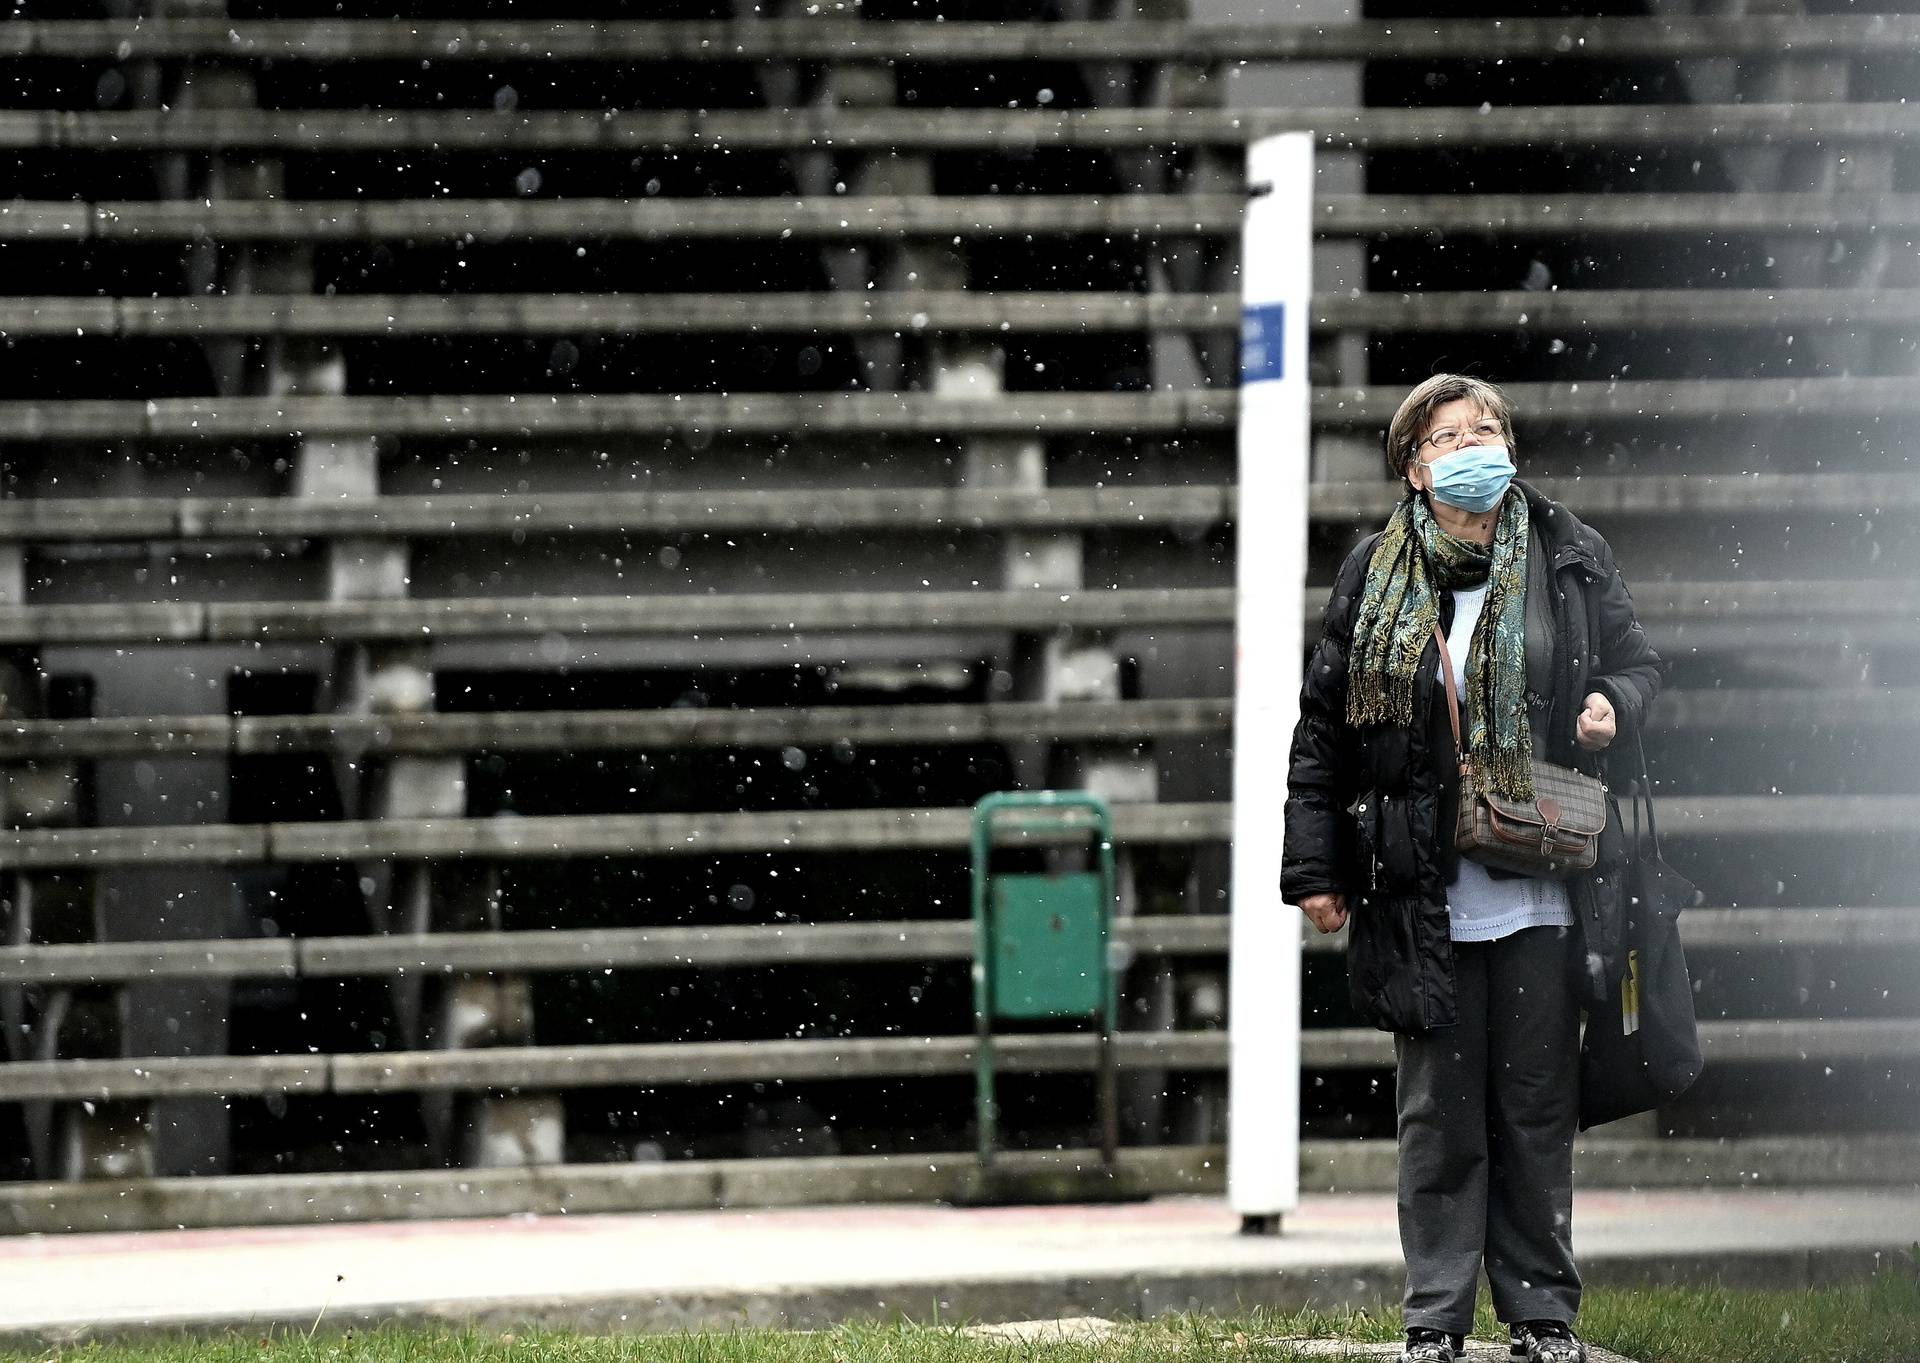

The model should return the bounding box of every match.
[1281,375,1663,1363]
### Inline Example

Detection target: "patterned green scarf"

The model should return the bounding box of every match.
[1346,488,1534,801]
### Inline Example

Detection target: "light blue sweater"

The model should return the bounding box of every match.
[1441,584,1574,943]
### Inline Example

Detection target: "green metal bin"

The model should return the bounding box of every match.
[969,790,1120,1173]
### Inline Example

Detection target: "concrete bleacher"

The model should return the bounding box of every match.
[0,2,1913,1231]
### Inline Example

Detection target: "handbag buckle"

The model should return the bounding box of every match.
[1536,796,1563,856]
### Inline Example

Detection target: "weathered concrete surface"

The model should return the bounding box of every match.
[0,1187,1909,1344]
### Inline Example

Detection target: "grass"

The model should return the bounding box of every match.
[4,1257,1915,1363]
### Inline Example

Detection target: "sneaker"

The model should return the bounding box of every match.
[1402,1328,1465,1363]
[1510,1319,1587,1363]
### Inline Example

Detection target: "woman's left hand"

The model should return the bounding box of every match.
[1576,691,1617,751]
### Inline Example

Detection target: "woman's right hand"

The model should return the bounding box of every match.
[1298,892,1349,934]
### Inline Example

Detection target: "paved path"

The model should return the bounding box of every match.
[0,1187,1912,1340]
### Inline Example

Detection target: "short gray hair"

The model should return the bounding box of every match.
[1384,374,1516,482]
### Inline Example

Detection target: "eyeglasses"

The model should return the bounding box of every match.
[1415,419,1503,456]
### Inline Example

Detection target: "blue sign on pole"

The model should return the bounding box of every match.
[1240,302,1286,384]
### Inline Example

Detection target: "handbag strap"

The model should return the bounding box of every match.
[1431,624,1466,766]
[1437,622,1617,815]
[1632,724,1663,861]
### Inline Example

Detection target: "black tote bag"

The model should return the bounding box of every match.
[1577,732,1705,1130]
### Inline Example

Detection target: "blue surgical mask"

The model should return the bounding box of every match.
[1425,444,1516,513]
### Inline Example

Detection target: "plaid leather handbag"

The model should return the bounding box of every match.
[1432,624,1607,877]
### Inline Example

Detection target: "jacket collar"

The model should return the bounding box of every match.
[1517,478,1603,575]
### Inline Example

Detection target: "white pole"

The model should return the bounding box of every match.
[1227,131,1313,1229]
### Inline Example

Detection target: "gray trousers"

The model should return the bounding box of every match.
[1394,925,1582,1333]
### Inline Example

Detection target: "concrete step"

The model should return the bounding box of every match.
[0,580,1911,648]
[0,906,1909,986]
[0,799,1225,870]
[8,15,1913,63]
[2,379,1914,441]
[6,103,1914,152]
[0,687,1904,762]
[0,1018,1913,1101]
[0,796,1914,871]
[1,289,1906,338]
[0,193,1910,243]
[0,474,1911,544]
[0,698,1232,760]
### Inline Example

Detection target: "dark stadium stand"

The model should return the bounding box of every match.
[0,1,1913,1230]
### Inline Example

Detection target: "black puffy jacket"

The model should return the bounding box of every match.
[1281,480,1665,1035]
